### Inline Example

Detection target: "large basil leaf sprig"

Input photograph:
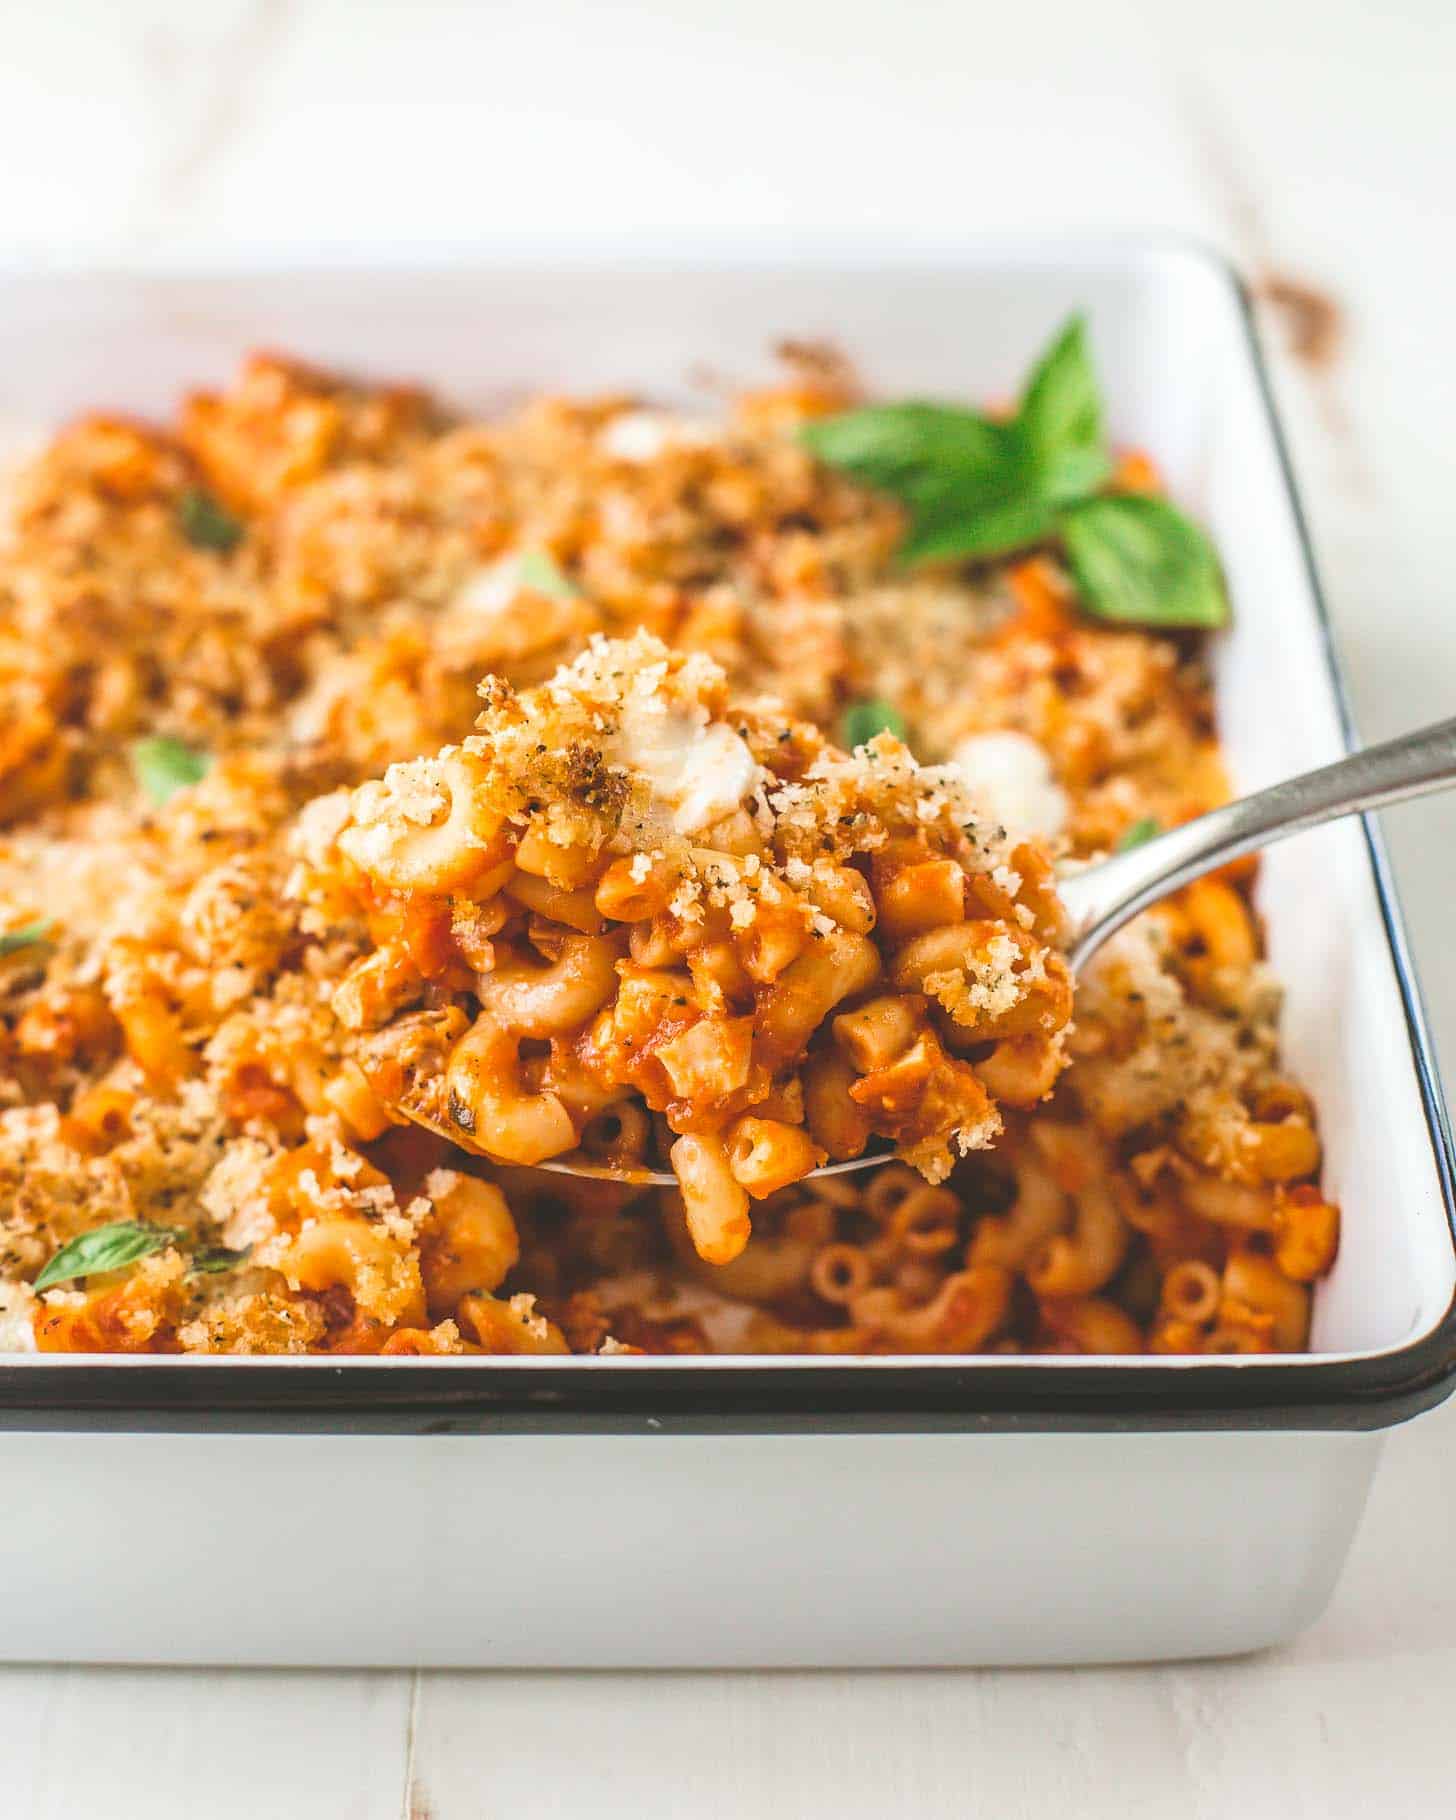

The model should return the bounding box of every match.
[799,316,1228,629]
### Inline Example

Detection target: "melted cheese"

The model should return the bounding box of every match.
[0,1284,36,1352]
[599,410,720,463]
[949,730,1068,841]
[454,553,527,617]
[614,699,761,835]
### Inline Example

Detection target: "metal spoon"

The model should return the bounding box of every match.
[442,715,1456,1188]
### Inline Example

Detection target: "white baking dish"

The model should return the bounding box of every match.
[0,243,1452,1668]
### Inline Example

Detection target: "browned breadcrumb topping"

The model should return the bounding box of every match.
[0,352,1335,1356]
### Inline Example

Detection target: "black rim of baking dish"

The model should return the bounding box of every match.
[2,244,1454,1436]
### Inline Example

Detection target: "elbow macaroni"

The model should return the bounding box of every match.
[298,633,1076,1259]
[0,353,1338,1358]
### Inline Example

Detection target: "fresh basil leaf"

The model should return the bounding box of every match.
[1036,442,1114,506]
[177,488,243,554]
[190,1243,252,1276]
[0,920,52,958]
[1017,314,1110,500]
[801,402,1008,490]
[1058,495,1229,629]
[34,1220,179,1292]
[129,736,212,807]
[807,406,1062,572]
[840,699,908,748]
[517,549,579,599]
[800,340,1106,569]
[897,493,1061,567]
[801,404,1030,520]
[1116,816,1162,852]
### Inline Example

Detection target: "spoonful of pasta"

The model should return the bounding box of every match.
[528,713,1456,1192]
[300,634,1453,1262]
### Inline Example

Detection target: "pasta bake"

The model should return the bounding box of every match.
[0,334,1339,1356]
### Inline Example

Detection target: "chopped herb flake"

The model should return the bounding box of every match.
[518,549,579,599]
[177,488,244,553]
[0,920,53,958]
[1116,816,1162,852]
[190,1243,252,1276]
[129,736,212,807]
[840,699,908,749]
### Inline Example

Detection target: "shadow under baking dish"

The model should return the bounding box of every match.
[0,239,1451,1439]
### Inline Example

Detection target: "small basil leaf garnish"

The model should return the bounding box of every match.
[1116,816,1162,852]
[129,736,212,807]
[177,488,244,553]
[1058,495,1229,630]
[0,920,53,958]
[840,699,908,748]
[33,1221,180,1293]
[517,549,579,599]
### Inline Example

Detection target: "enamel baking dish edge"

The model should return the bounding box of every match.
[0,243,1451,1665]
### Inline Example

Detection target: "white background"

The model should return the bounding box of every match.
[3,1,1456,1814]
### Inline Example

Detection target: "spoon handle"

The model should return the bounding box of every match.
[1060,714,1456,970]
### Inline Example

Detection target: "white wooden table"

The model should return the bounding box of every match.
[2,2,1454,1813]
